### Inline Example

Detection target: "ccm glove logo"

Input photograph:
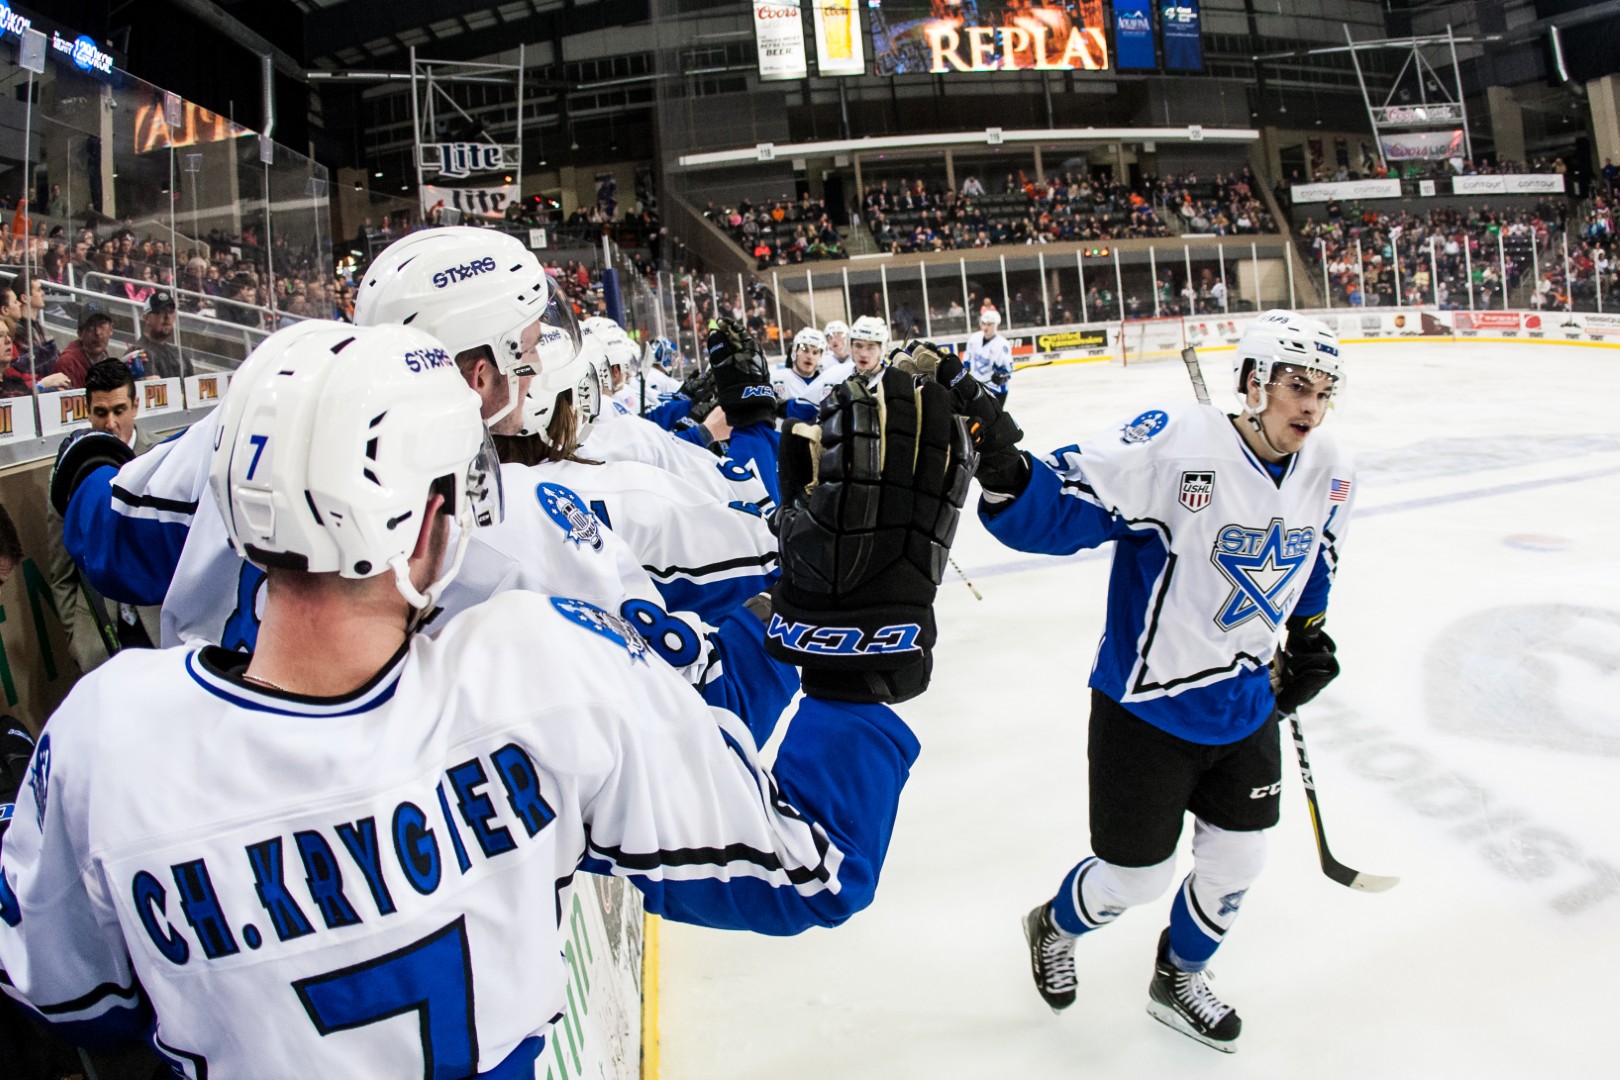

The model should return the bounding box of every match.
[766,615,922,656]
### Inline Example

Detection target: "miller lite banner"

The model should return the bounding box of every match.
[417,142,520,179]
[754,0,809,81]
[37,390,91,436]
[871,0,1107,76]
[0,396,38,444]
[421,183,519,222]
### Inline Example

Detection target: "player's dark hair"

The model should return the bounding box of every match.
[0,504,22,565]
[454,344,496,381]
[85,358,136,399]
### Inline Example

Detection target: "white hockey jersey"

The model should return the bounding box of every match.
[963,332,1014,394]
[585,406,774,512]
[539,458,778,623]
[612,369,681,415]
[981,400,1355,744]
[82,411,724,690]
[770,364,844,408]
[0,591,919,1077]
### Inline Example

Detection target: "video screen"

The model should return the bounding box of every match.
[869,0,1109,76]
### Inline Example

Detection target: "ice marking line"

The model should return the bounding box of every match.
[965,464,1620,582]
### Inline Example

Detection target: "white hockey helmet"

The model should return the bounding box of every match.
[353,226,582,425]
[518,333,611,445]
[979,309,1002,326]
[581,315,639,373]
[823,319,849,340]
[1233,310,1342,402]
[209,320,501,617]
[848,315,888,344]
[792,327,827,354]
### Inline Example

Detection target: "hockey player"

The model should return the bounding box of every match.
[52,231,766,722]
[964,309,1014,402]
[898,313,1351,1053]
[0,320,977,1074]
[843,315,889,385]
[772,327,842,420]
[514,338,779,624]
[824,319,851,364]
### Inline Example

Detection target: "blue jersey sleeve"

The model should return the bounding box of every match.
[62,466,190,607]
[646,397,694,432]
[725,423,780,506]
[697,604,798,748]
[598,696,918,935]
[979,453,1124,556]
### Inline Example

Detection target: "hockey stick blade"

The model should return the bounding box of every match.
[1287,711,1400,893]
[1180,346,1213,407]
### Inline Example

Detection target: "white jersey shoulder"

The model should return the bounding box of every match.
[585,410,773,511]
[0,591,837,1076]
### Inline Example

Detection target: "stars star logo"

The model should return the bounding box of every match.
[1210,518,1315,632]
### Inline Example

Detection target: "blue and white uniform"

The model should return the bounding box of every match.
[0,590,917,1075]
[62,412,786,727]
[538,457,778,624]
[585,405,774,514]
[963,331,1013,396]
[770,363,844,411]
[983,400,1354,744]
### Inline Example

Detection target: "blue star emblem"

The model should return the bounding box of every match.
[1210,518,1312,631]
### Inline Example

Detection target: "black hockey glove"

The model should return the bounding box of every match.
[767,367,977,704]
[892,339,1029,498]
[707,319,776,429]
[0,718,35,841]
[50,428,136,516]
[1273,613,1340,714]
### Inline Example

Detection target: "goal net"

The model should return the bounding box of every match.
[1119,317,1186,365]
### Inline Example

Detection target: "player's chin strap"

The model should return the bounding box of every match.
[1240,403,1290,459]
[388,506,474,634]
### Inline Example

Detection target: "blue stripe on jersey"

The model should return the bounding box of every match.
[184,652,403,717]
[699,605,798,748]
[63,465,190,606]
[585,697,916,935]
[646,397,693,432]
[650,558,778,626]
[0,975,153,1049]
[1296,504,1341,618]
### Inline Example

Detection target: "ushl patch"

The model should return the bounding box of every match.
[1178,471,1214,512]
[1329,478,1352,503]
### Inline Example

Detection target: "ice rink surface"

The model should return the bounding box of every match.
[659,340,1620,1079]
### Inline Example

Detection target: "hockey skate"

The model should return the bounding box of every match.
[1021,904,1077,1013]
[1146,929,1241,1052]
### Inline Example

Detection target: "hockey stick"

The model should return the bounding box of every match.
[1285,711,1400,892]
[949,555,983,601]
[1179,345,1396,891]
[1180,345,1214,407]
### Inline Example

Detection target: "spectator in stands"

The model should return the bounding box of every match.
[0,504,19,589]
[46,359,159,675]
[53,303,115,389]
[0,322,69,396]
[123,289,190,381]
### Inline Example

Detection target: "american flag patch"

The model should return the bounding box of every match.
[1329,478,1352,502]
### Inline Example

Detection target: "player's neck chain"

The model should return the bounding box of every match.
[241,672,291,694]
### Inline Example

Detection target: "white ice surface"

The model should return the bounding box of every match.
[659,342,1620,1079]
